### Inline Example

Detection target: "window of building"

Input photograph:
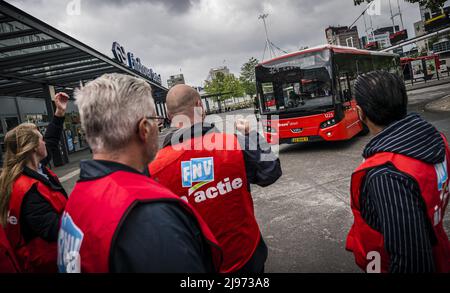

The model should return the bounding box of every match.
[0,120,4,135]
[5,117,19,131]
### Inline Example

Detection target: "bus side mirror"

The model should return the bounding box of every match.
[343,89,352,102]
[334,101,344,121]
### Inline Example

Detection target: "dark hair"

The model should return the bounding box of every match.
[354,70,408,126]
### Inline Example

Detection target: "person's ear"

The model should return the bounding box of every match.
[137,118,152,142]
[356,105,366,123]
[197,99,206,120]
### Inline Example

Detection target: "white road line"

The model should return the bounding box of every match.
[59,169,80,183]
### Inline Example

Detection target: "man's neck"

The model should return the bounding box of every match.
[171,113,204,129]
[93,149,145,173]
[368,122,385,136]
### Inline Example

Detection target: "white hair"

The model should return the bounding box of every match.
[75,73,156,152]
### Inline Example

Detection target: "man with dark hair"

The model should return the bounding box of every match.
[346,70,450,273]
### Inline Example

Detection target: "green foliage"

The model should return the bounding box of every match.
[205,57,259,101]
[204,57,259,101]
[239,57,259,97]
[204,72,244,101]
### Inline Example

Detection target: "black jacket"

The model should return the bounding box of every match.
[360,113,446,273]
[20,116,67,243]
[78,160,215,273]
[160,123,282,272]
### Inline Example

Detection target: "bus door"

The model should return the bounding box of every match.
[336,70,361,134]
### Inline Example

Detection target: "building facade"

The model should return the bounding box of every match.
[325,26,361,49]
[420,1,450,32]
[167,73,185,88]
[414,20,428,54]
[206,66,231,82]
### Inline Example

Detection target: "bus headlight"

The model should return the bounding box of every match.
[266,126,277,133]
[320,118,337,129]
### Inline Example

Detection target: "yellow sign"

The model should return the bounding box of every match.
[292,137,309,143]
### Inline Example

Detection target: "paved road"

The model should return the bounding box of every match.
[56,83,450,273]
[256,83,450,273]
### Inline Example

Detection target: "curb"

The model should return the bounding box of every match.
[406,78,450,92]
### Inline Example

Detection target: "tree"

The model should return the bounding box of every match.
[239,57,259,97]
[204,72,244,102]
[224,74,244,100]
[353,0,447,11]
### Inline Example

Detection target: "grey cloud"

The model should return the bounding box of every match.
[8,0,200,14]
[95,0,200,14]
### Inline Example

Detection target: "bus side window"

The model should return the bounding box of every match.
[338,73,353,102]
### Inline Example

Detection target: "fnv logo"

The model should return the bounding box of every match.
[57,212,84,273]
[435,157,448,192]
[433,158,449,226]
[181,157,214,188]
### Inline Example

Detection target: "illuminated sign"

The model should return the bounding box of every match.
[112,42,162,85]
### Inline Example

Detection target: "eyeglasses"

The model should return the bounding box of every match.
[144,116,165,124]
[136,116,167,133]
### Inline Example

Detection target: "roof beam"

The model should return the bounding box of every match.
[0,47,83,68]
[0,38,62,54]
[49,67,121,84]
[15,59,104,77]
[0,71,45,84]
[0,15,14,24]
[0,82,43,95]
[2,55,95,72]
[41,65,114,80]
[0,66,119,94]
[0,28,39,41]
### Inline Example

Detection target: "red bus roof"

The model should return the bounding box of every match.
[258,44,398,66]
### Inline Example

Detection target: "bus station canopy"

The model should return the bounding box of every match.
[0,1,167,102]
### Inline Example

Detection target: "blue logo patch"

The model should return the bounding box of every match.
[181,157,214,188]
[435,158,448,191]
[57,212,84,273]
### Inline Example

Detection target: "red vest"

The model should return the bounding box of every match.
[149,132,262,273]
[346,135,450,273]
[0,225,21,273]
[58,170,222,273]
[5,169,67,273]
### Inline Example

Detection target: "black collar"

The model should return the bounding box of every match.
[22,166,66,196]
[79,160,148,181]
[163,122,219,147]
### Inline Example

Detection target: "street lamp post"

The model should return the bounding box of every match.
[259,13,276,61]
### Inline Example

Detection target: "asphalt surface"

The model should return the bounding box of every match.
[56,83,450,273]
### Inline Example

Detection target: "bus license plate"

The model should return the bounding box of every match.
[292,137,309,143]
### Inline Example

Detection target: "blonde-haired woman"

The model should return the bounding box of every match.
[0,93,69,272]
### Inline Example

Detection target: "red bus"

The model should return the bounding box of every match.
[255,45,401,145]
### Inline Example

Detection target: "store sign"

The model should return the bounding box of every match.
[112,42,162,85]
[411,60,425,79]
[425,59,437,76]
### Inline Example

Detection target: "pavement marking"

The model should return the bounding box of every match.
[59,169,80,183]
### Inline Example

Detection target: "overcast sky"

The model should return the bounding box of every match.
[7,0,424,87]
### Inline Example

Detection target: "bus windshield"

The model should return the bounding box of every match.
[256,49,333,114]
